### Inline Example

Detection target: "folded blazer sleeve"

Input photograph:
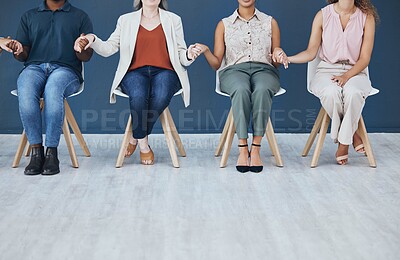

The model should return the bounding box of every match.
[91,17,122,58]
[175,17,194,67]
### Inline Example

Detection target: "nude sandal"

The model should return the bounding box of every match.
[140,147,154,165]
[353,144,366,155]
[336,154,349,165]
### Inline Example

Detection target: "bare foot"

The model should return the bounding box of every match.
[335,143,349,165]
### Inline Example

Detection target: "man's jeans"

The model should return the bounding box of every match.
[17,63,81,147]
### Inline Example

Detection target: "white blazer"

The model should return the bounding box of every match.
[90,8,193,107]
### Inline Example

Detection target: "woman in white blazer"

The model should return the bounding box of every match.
[75,0,202,165]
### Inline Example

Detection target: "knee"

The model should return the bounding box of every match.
[320,87,341,103]
[252,87,273,101]
[232,88,251,101]
[343,86,366,101]
[152,94,172,109]
[43,87,64,102]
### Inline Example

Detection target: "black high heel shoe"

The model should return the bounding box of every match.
[250,143,263,173]
[236,144,250,173]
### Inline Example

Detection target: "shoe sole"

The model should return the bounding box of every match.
[41,170,60,176]
[24,171,42,176]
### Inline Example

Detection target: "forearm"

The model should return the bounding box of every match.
[76,48,93,62]
[344,57,370,79]
[204,50,221,70]
[288,49,317,64]
[14,50,29,62]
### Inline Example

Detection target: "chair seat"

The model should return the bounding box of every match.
[216,87,286,98]
[370,88,379,96]
[113,88,183,99]
[11,88,84,99]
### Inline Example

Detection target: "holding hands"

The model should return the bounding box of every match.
[0,37,23,55]
[74,33,94,53]
[187,43,209,60]
[271,47,289,69]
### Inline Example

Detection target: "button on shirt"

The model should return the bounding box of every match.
[16,1,93,82]
[222,9,273,69]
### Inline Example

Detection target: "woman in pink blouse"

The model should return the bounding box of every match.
[285,0,379,165]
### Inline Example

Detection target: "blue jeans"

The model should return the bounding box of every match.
[17,63,81,147]
[121,66,181,139]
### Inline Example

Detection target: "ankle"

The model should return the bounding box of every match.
[129,136,137,145]
[138,137,150,152]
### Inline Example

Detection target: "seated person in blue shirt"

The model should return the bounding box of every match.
[8,0,93,176]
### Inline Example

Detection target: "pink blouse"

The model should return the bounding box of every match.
[320,4,367,65]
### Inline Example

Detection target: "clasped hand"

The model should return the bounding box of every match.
[0,37,23,55]
[74,34,94,53]
[271,47,289,69]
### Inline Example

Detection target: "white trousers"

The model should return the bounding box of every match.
[310,61,372,145]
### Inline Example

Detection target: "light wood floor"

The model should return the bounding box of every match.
[0,134,399,260]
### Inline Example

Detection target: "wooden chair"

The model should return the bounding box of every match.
[11,75,91,169]
[114,89,186,168]
[302,55,378,168]
[214,88,286,168]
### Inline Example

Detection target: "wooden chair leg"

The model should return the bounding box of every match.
[265,129,275,157]
[357,116,377,168]
[64,100,91,157]
[220,112,236,168]
[215,109,233,157]
[25,143,31,157]
[311,111,330,168]
[266,118,284,167]
[116,115,132,168]
[160,110,180,168]
[12,130,29,168]
[62,116,79,168]
[302,107,325,157]
[164,107,186,157]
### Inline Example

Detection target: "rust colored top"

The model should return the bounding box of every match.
[129,24,174,71]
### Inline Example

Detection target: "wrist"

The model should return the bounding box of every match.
[186,50,193,61]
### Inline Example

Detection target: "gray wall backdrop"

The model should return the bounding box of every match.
[0,0,399,134]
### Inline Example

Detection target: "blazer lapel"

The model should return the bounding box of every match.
[160,9,176,65]
[129,10,142,59]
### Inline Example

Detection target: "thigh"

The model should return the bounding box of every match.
[121,69,150,100]
[45,66,80,98]
[251,67,280,95]
[342,73,372,98]
[150,69,180,100]
[219,67,251,96]
[310,72,342,99]
[17,65,47,99]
